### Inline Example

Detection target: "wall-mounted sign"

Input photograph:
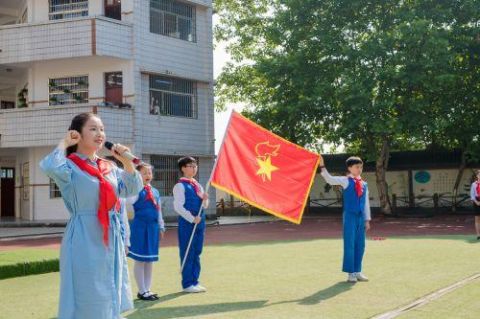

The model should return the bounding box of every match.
[414,171,431,184]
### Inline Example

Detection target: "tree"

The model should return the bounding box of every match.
[215,0,480,214]
[428,7,480,208]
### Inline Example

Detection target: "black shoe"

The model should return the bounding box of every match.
[477,236,480,240]
[137,292,157,301]
[147,291,159,300]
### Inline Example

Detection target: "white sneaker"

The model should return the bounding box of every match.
[347,273,358,283]
[195,284,207,292]
[355,273,369,282]
[183,285,202,293]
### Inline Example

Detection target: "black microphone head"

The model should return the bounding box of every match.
[104,141,114,150]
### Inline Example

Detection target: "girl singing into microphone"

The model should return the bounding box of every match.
[40,112,143,319]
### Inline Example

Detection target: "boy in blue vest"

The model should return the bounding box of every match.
[319,156,371,283]
[173,156,209,293]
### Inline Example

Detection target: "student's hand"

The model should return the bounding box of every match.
[319,155,324,167]
[160,231,165,239]
[365,221,371,232]
[110,144,130,163]
[110,143,135,173]
[125,246,129,256]
[64,130,81,147]
[193,216,202,224]
[202,193,209,201]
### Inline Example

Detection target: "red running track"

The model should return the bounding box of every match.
[0,215,476,252]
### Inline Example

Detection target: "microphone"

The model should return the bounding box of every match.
[104,141,141,165]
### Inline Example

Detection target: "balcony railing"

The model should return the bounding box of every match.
[0,104,134,148]
[0,16,132,65]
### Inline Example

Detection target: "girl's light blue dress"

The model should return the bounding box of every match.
[40,148,143,319]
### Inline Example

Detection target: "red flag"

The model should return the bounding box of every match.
[211,111,320,224]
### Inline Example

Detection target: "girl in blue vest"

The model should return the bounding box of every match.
[127,163,165,301]
[173,156,209,293]
[319,156,371,283]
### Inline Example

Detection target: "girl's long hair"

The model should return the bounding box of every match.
[66,113,97,157]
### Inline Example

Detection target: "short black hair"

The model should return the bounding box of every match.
[178,156,197,171]
[136,163,153,172]
[346,156,363,167]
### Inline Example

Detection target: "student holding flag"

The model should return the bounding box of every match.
[173,157,209,293]
[39,112,143,319]
[319,156,371,283]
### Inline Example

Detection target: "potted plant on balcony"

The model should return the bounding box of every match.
[49,96,58,105]
[74,94,85,103]
[17,87,28,108]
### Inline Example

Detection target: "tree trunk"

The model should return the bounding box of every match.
[452,151,467,212]
[375,138,392,215]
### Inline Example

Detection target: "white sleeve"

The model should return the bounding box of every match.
[126,195,139,205]
[121,203,131,247]
[320,168,349,189]
[363,188,371,221]
[173,183,195,223]
[200,184,209,208]
[157,198,165,231]
[471,183,477,201]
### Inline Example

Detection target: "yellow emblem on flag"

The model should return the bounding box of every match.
[255,142,280,182]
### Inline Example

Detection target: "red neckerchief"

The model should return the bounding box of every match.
[68,153,118,245]
[476,181,480,199]
[352,176,364,197]
[144,184,159,210]
[179,177,203,199]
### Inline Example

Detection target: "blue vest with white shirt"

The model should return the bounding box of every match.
[343,177,367,217]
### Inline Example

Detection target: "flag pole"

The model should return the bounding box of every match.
[180,109,235,273]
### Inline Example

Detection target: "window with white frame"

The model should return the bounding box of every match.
[149,75,197,118]
[150,0,196,42]
[150,155,199,196]
[49,76,89,106]
[49,0,89,20]
[49,178,62,198]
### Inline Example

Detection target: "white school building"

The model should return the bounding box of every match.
[0,0,215,221]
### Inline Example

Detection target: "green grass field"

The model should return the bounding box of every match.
[398,275,480,319]
[0,249,59,266]
[0,236,479,319]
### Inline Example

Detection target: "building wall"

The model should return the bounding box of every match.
[28,57,134,107]
[133,0,213,82]
[130,0,214,155]
[30,147,69,221]
[129,0,216,218]
[0,58,136,148]
[1,0,215,221]
[135,74,214,155]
